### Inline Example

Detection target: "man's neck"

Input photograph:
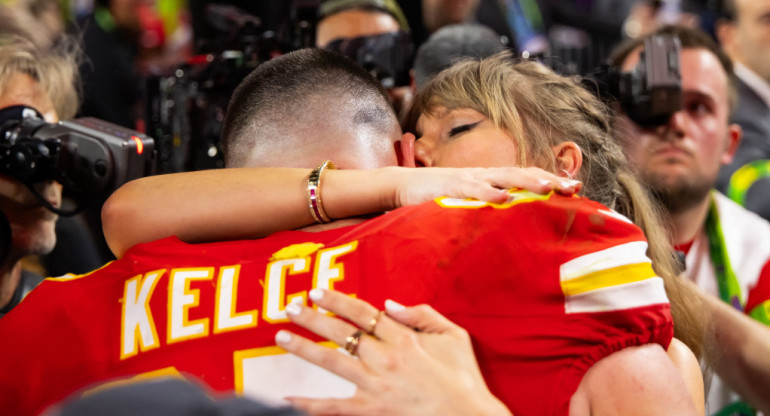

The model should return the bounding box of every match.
[734,62,770,109]
[668,196,711,246]
[0,261,22,310]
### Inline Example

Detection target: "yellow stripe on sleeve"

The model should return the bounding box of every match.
[561,262,658,297]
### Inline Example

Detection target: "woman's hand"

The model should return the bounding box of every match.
[387,166,581,208]
[274,289,512,416]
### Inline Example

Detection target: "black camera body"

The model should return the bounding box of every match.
[325,31,414,89]
[0,106,155,210]
[615,34,682,127]
[586,33,682,127]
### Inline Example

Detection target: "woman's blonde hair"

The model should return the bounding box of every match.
[0,35,80,119]
[403,51,707,358]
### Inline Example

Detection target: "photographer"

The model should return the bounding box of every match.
[611,25,770,414]
[317,0,414,115]
[0,35,79,317]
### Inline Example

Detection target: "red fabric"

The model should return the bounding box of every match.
[0,192,672,416]
[745,259,770,314]
[674,239,695,255]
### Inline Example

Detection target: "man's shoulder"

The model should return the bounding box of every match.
[381,190,640,238]
[712,191,770,255]
[737,77,770,108]
[714,191,770,232]
[712,192,770,305]
[578,344,699,416]
[406,190,623,219]
[123,235,278,260]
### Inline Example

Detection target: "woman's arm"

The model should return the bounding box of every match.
[102,166,580,257]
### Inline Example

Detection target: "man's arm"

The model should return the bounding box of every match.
[578,343,700,416]
[701,292,770,412]
[667,338,705,415]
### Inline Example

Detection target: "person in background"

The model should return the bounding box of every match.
[611,25,770,414]
[315,0,409,48]
[0,2,63,49]
[420,0,481,34]
[410,23,506,91]
[715,0,770,222]
[0,35,79,317]
[53,377,307,416]
[316,0,413,115]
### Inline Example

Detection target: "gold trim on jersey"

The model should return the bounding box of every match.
[45,261,115,281]
[435,189,555,210]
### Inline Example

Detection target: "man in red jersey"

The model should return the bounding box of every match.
[0,48,695,416]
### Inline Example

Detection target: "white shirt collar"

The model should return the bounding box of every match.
[734,62,770,109]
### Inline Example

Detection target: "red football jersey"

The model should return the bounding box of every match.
[0,191,673,416]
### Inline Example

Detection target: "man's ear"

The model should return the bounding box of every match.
[552,141,583,178]
[721,123,743,165]
[397,133,417,167]
[715,18,736,53]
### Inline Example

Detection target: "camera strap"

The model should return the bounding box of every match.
[23,182,84,217]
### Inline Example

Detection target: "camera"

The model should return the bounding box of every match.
[146,2,306,173]
[324,31,414,89]
[585,33,682,127]
[147,1,416,173]
[0,105,156,214]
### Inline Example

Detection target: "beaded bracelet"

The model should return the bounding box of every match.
[307,160,336,223]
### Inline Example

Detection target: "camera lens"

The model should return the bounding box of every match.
[94,160,108,177]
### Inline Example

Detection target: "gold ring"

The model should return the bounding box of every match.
[344,329,364,356]
[367,310,385,335]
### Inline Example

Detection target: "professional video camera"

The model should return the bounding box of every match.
[0,105,156,215]
[146,2,318,173]
[147,0,415,172]
[583,33,682,127]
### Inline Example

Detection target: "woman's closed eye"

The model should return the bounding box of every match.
[448,120,482,137]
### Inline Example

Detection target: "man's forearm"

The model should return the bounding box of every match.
[703,293,770,412]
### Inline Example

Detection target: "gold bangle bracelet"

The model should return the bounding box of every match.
[307,160,336,224]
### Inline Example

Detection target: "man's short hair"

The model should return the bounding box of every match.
[413,23,506,88]
[221,48,393,167]
[610,25,737,112]
[719,0,736,21]
[318,0,409,32]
